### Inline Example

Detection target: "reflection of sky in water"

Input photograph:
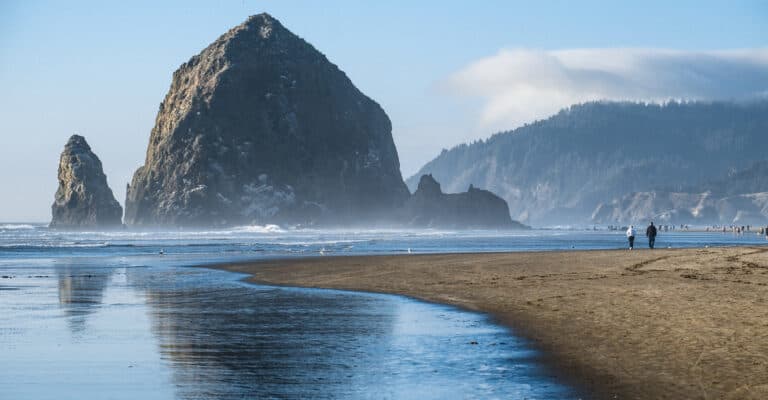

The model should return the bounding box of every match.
[2,263,174,400]
[0,257,577,399]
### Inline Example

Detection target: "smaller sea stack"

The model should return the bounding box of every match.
[50,135,123,229]
[404,174,525,229]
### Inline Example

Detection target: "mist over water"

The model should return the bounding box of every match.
[1,224,764,399]
[2,223,764,258]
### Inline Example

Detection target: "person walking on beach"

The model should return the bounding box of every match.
[626,225,636,250]
[646,222,657,249]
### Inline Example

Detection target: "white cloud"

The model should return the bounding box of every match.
[447,48,768,131]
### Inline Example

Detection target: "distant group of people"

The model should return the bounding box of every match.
[608,223,682,232]
[704,224,768,237]
[623,222,768,249]
[625,222,658,250]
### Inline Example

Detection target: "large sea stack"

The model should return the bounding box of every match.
[125,14,409,227]
[50,135,123,229]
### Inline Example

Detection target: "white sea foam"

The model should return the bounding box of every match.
[0,224,38,230]
[271,239,367,246]
[0,241,109,249]
[231,224,284,233]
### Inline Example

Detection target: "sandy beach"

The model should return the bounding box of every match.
[216,246,768,400]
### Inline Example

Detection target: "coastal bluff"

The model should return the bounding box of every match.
[125,13,409,227]
[592,160,768,225]
[409,101,768,226]
[50,135,123,229]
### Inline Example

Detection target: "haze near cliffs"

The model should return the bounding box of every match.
[125,14,409,227]
[49,15,765,230]
[122,14,517,229]
[592,160,768,225]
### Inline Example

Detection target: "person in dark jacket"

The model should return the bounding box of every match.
[646,222,658,249]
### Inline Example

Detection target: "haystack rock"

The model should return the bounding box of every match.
[125,13,409,227]
[404,174,527,229]
[50,135,123,229]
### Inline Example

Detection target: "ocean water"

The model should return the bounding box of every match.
[1,224,765,399]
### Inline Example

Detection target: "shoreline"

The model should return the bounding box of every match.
[213,246,768,400]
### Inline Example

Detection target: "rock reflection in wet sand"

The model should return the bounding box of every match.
[56,266,112,333]
[136,267,577,399]
[1,260,576,399]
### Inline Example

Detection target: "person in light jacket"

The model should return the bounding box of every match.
[626,225,636,250]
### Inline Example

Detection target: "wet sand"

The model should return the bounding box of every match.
[216,247,768,400]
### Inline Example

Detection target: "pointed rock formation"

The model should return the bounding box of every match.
[125,14,409,227]
[404,174,527,229]
[50,135,123,229]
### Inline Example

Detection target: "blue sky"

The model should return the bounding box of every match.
[1,0,766,221]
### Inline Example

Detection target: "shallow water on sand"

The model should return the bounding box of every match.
[1,257,575,399]
[1,225,764,399]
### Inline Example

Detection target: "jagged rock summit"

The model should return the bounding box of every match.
[404,174,526,229]
[50,135,123,229]
[125,13,409,227]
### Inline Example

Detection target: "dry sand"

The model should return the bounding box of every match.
[216,247,768,399]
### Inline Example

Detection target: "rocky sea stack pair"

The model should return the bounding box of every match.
[50,14,520,230]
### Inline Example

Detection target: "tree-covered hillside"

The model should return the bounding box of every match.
[408,101,768,225]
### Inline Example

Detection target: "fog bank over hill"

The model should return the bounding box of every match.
[446,48,768,133]
[408,101,768,226]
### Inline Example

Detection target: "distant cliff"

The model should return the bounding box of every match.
[591,191,768,225]
[409,101,768,226]
[403,175,526,229]
[50,135,123,229]
[125,14,409,227]
[592,161,768,225]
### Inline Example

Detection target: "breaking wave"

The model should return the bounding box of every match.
[0,224,39,231]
